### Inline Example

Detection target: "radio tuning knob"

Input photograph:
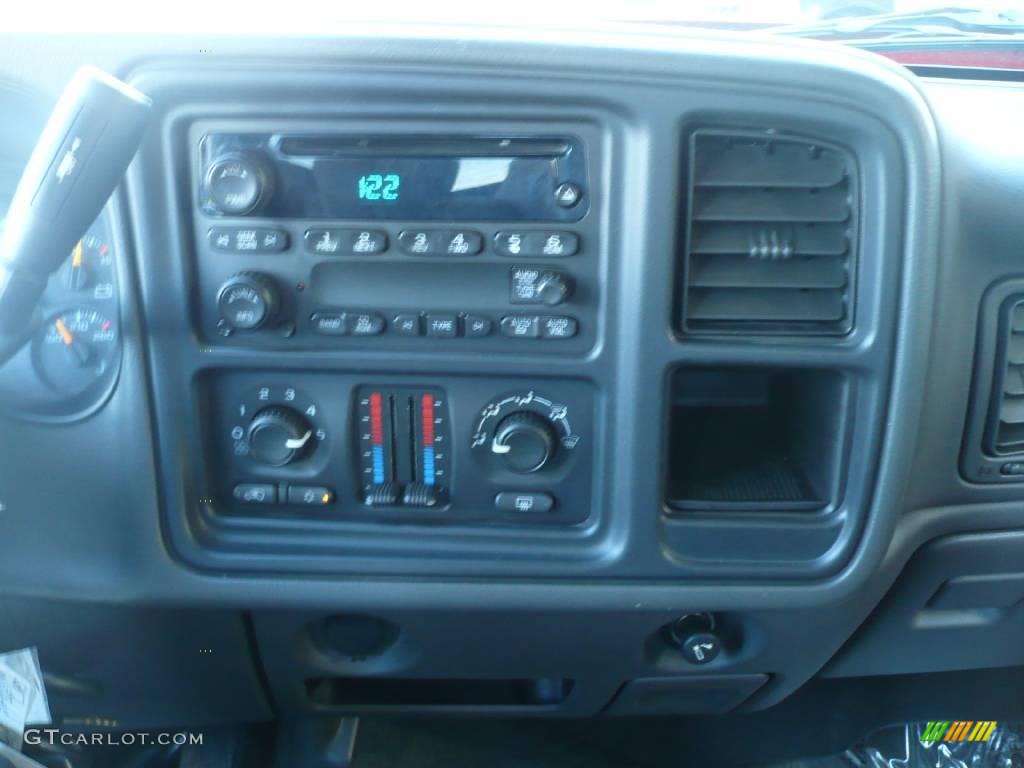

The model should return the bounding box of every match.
[246,406,313,467]
[491,411,558,474]
[205,152,273,215]
[216,272,280,331]
[535,272,572,307]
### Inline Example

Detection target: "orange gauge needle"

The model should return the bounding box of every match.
[55,318,74,345]
[71,241,83,269]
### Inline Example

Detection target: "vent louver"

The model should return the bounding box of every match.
[990,300,1024,453]
[682,130,858,335]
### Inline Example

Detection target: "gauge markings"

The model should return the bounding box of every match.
[35,308,119,395]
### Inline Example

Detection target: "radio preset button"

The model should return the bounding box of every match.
[210,227,289,253]
[426,314,458,338]
[495,231,579,257]
[399,230,437,255]
[306,229,343,254]
[541,316,578,339]
[438,230,482,256]
[347,313,385,336]
[399,229,483,256]
[500,315,541,339]
[392,313,422,336]
[464,315,493,337]
[310,312,347,335]
[346,229,388,254]
[306,228,388,255]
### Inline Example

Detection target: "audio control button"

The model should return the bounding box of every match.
[510,268,573,306]
[392,314,422,336]
[426,314,458,338]
[464,315,493,337]
[500,315,540,339]
[541,316,578,339]
[209,227,288,253]
[217,272,280,331]
[310,312,347,335]
[346,313,385,336]
[205,153,272,215]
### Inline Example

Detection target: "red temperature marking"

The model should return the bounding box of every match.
[369,392,384,445]
[421,394,435,446]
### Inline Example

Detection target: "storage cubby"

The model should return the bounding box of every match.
[666,367,847,512]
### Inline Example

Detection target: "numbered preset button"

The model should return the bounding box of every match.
[398,229,483,256]
[494,231,579,257]
[305,228,388,255]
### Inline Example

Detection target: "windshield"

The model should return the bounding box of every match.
[8,1,1024,59]
[610,0,1019,25]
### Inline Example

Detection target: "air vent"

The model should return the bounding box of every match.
[988,299,1024,454]
[681,130,858,335]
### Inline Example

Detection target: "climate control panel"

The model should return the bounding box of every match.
[357,387,451,508]
[200,372,595,528]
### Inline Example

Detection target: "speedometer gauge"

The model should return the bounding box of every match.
[34,308,119,396]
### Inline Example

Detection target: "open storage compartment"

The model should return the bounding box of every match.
[666,367,846,512]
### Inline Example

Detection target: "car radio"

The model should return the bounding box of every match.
[189,130,600,352]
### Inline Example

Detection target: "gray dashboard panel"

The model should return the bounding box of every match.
[0,27,958,719]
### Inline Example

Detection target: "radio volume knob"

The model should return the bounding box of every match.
[217,272,280,331]
[491,411,558,474]
[205,152,273,215]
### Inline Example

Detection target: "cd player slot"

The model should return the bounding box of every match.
[276,136,571,157]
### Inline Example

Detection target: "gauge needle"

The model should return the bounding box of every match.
[71,241,83,269]
[56,318,90,366]
[55,318,74,345]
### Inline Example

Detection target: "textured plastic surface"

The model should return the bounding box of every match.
[826,530,1024,678]
[666,367,846,512]
[0,24,945,724]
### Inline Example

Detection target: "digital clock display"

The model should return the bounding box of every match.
[307,140,587,221]
[357,173,401,202]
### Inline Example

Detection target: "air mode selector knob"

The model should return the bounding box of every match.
[205,152,273,215]
[491,411,558,474]
[217,272,280,331]
[246,406,313,467]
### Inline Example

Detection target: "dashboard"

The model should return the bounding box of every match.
[0,24,1022,747]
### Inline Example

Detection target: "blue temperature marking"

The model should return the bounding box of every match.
[372,445,385,484]
[423,446,436,486]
